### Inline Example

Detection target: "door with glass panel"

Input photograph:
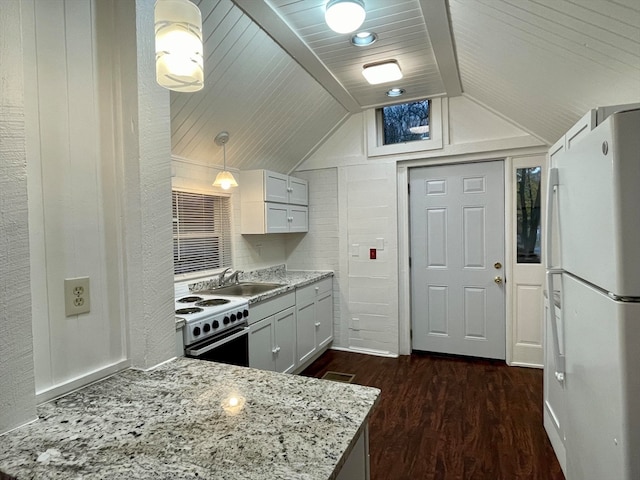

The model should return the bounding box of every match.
[410,161,506,359]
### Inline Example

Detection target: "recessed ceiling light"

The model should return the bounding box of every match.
[386,88,405,97]
[325,0,366,34]
[362,60,403,85]
[351,31,377,47]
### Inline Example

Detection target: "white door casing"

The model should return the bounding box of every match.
[410,160,506,359]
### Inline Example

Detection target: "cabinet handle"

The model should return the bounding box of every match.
[314,322,321,328]
[315,286,319,292]
[272,346,281,354]
[288,217,293,222]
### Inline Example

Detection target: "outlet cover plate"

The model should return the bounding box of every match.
[64,277,90,316]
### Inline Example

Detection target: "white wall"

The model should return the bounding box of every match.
[295,95,548,357]
[14,0,175,410]
[0,0,37,434]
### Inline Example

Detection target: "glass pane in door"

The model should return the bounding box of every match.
[516,167,541,263]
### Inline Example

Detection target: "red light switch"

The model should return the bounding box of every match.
[369,248,377,260]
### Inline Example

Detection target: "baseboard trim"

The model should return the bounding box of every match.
[331,346,399,358]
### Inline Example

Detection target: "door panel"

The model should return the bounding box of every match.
[410,161,505,359]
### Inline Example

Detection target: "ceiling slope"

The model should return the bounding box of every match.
[449,0,640,145]
[170,0,349,173]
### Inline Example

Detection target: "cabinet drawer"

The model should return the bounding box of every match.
[249,291,295,325]
[296,277,332,306]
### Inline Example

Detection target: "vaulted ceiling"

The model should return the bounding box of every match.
[170,0,640,173]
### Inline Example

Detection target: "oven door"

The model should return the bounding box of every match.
[184,325,249,367]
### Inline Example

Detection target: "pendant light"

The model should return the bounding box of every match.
[325,0,366,34]
[154,0,204,92]
[212,132,238,190]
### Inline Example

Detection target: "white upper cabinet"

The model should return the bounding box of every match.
[240,170,309,234]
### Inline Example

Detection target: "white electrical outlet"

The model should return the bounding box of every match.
[64,277,91,316]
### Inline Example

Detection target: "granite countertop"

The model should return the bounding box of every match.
[0,358,379,480]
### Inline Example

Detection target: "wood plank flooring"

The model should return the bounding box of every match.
[302,350,565,480]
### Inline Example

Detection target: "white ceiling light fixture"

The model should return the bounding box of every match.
[386,88,405,97]
[362,60,403,85]
[212,132,238,190]
[325,0,366,34]
[155,0,204,92]
[351,31,377,47]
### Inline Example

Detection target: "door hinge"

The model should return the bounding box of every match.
[409,257,412,268]
[408,183,410,194]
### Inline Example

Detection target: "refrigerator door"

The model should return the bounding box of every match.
[555,109,640,297]
[563,274,640,480]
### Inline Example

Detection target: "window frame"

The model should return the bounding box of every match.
[172,188,233,281]
[366,97,443,157]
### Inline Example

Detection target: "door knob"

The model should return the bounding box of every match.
[494,262,502,269]
[494,276,503,284]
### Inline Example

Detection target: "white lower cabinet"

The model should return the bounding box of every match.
[296,277,333,367]
[249,306,296,374]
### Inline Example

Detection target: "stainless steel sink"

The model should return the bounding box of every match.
[199,282,286,297]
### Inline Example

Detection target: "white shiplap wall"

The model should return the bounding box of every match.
[21,0,175,403]
[0,0,37,434]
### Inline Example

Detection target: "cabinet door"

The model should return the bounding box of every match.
[296,297,317,365]
[288,177,308,206]
[274,306,296,374]
[249,317,276,371]
[316,289,333,349]
[265,203,290,233]
[289,205,308,233]
[264,171,289,203]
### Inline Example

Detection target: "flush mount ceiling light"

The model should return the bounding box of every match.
[386,88,405,97]
[325,0,366,34]
[351,31,377,47]
[155,0,204,92]
[362,60,403,85]
[212,132,238,190]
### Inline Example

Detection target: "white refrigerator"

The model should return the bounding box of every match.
[545,107,640,480]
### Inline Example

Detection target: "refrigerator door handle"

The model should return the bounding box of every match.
[545,271,565,382]
[544,167,565,382]
[545,167,559,270]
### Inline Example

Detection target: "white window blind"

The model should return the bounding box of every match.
[172,190,232,275]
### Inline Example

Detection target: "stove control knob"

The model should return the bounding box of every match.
[193,326,201,336]
[203,323,211,333]
[223,316,230,325]
[230,313,237,322]
[212,320,219,329]
[243,309,249,318]
[237,311,243,320]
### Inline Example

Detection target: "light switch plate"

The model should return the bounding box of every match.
[64,277,91,316]
[376,237,385,250]
[350,244,360,256]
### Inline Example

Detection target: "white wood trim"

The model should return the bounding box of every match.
[504,157,514,365]
[397,166,412,355]
[330,346,398,358]
[36,359,130,404]
[420,0,462,97]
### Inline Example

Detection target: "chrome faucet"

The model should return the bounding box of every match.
[228,270,243,285]
[217,267,232,287]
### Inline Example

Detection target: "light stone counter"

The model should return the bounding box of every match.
[0,358,379,480]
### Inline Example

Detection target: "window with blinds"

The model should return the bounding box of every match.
[172,190,232,275]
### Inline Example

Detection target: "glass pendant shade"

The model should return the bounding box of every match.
[155,0,204,92]
[212,131,238,190]
[325,0,366,34]
[213,171,238,190]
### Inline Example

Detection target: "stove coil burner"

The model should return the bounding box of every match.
[195,298,231,307]
[176,307,204,315]
[177,296,204,303]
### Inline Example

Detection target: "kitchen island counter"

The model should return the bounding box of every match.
[0,358,379,479]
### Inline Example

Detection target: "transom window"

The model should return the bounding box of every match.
[172,190,232,276]
[380,99,430,145]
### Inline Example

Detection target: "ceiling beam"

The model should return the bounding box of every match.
[420,0,463,97]
[232,0,362,113]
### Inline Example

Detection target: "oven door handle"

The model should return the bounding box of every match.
[185,327,250,357]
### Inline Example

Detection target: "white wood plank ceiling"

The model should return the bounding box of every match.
[448,0,640,144]
[171,0,640,172]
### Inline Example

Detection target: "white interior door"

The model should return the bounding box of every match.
[410,161,506,359]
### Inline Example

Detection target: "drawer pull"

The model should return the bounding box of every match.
[314,322,321,328]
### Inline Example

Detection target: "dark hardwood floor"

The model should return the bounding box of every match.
[302,350,565,480]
